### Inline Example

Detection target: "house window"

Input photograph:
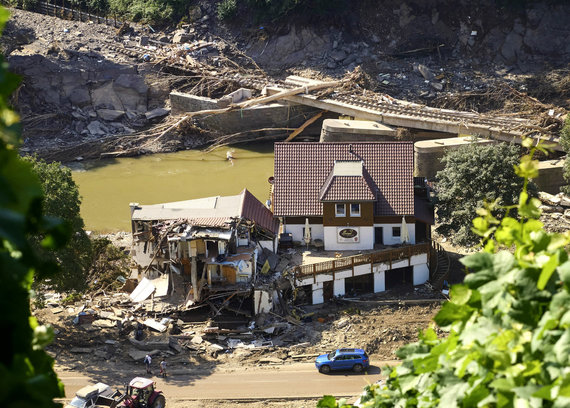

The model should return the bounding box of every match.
[350,204,361,217]
[392,227,401,237]
[336,204,346,217]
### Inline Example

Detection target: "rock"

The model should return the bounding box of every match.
[560,196,570,208]
[330,49,347,62]
[430,81,443,91]
[414,63,435,81]
[113,74,148,112]
[539,191,561,205]
[92,319,116,328]
[87,120,107,136]
[501,32,523,65]
[71,347,93,354]
[92,82,124,111]
[191,335,203,345]
[68,88,91,107]
[145,107,170,120]
[172,31,192,44]
[97,109,125,121]
[335,318,350,328]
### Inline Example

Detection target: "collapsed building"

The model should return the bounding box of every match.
[129,189,280,315]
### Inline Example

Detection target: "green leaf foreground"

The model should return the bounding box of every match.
[322,140,570,407]
[0,7,66,407]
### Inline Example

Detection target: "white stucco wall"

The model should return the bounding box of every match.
[334,279,345,296]
[312,282,324,304]
[374,270,385,292]
[323,226,374,250]
[413,264,430,285]
[285,223,324,243]
[374,223,416,246]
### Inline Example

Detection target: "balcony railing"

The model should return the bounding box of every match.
[291,242,431,283]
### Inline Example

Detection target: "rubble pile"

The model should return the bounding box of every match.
[538,191,570,233]
[35,283,442,375]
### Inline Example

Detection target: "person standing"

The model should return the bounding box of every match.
[160,359,167,378]
[143,353,152,374]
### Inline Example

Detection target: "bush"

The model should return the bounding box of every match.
[435,142,532,246]
[217,0,237,20]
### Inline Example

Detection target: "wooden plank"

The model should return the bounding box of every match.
[284,111,324,142]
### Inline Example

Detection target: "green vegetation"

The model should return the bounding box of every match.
[22,156,92,292]
[560,114,570,194]
[318,140,570,407]
[435,142,532,246]
[88,237,130,291]
[0,6,65,407]
[217,0,237,21]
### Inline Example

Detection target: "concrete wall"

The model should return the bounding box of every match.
[170,91,321,135]
[414,136,495,179]
[320,119,396,142]
[535,159,565,194]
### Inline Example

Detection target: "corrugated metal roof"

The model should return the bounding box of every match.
[273,142,414,216]
[131,189,278,234]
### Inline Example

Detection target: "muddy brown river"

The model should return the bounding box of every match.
[71,143,274,232]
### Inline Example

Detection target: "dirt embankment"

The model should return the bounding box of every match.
[2,2,569,162]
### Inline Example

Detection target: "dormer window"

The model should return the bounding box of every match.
[336,204,346,217]
[350,204,361,217]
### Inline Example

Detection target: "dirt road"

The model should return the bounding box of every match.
[58,361,395,407]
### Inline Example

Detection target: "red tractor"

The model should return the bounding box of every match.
[120,377,165,408]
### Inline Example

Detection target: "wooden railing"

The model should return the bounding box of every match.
[291,242,431,283]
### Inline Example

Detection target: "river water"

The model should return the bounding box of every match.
[71,143,275,232]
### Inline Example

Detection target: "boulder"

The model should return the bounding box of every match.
[87,120,107,136]
[172,31,192,44]
[501,32,523,64]
[68,88,91,107]
[145,107,170,120]
[92,82,124,110]
[97,109,125,121]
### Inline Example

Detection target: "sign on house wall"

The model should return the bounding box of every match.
[337,227,360,243]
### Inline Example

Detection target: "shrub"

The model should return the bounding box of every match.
[217,0,237,20]
[435,142,532,246]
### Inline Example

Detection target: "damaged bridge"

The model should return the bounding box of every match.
[230,75,560,150]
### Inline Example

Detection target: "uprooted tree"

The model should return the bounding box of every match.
[435,141,534,246]
[318,140,570,407]
[0,6,66,407]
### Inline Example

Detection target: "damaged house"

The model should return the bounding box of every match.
[129,189,279,311]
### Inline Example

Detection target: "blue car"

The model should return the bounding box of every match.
[315,348,370,374]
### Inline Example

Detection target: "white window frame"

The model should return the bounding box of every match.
[350,203,361,217]
[335,203,346,217]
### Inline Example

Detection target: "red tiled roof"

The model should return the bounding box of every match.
[320,175,376,201]
[273,142,414,217]
[240,188,280,234]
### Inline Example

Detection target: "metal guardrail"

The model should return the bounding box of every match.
[292,242,431,283]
